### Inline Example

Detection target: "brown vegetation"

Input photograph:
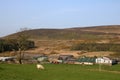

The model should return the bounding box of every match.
[2,25,120,57]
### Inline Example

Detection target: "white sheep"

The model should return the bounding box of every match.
[36,64,45,70]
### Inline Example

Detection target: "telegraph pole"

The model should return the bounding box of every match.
[99,60,101,71]
[99,54,102,72]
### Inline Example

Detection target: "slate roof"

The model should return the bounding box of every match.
[77,57,96,63]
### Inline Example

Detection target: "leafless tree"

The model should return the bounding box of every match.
[16,28,30,64]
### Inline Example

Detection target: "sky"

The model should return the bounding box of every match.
[0,0,120,37]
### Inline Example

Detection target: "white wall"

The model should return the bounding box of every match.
[96,57,112,64]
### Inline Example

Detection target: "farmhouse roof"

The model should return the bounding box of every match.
[58,55,74,60]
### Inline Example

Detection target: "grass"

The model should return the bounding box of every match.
[0,63,120,80]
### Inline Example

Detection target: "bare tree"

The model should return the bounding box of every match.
[16,28,30,64]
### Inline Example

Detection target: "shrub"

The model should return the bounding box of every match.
[71,43,120,52]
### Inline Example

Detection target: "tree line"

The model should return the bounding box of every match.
[0,39,34,53]
[71,43,120,52]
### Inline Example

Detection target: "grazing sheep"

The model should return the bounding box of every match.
[36,64,45,70]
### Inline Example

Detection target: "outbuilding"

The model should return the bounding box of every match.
[77,57,96,65]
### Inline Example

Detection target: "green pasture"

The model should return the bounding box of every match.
[0,64,120,80]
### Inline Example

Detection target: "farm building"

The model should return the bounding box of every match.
[64,58,77,64]
[58,55,74,61]
[48,54,62,64]
[33,54,48,63]
[0,57,15,63]
[0,57,14,61]
[77,57,96,65]
[96,57,112,64]
[58,55,74,63]
[96,57,117,65]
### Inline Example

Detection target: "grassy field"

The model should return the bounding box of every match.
[0,64,120,80]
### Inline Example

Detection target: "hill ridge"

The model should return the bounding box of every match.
[5,25,120,40]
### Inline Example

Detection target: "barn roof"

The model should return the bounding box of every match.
[77,57,96,63]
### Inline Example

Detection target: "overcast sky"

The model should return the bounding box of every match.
[0,0,120,37]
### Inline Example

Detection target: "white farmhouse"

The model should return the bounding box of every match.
[96,57,112,64]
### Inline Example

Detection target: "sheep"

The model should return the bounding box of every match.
[36,64,45,70]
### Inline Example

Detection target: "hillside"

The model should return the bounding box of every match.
[1,25,120,57]
[5,25,120,40]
